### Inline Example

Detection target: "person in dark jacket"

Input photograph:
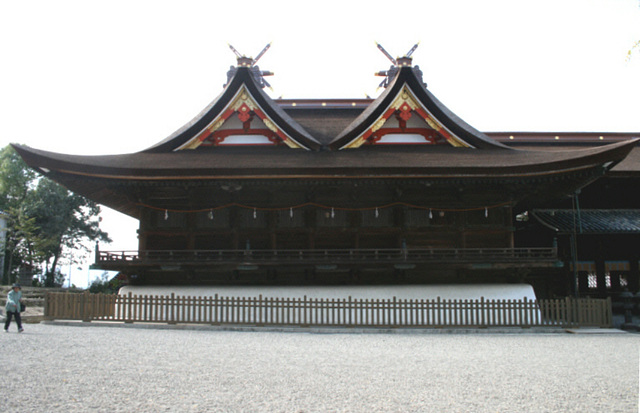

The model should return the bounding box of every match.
[4,283,24,333]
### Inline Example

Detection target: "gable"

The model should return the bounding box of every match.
[342,86,472,148]
[328,66,509,151]
[177,85,304,149]
[143,67,321,153]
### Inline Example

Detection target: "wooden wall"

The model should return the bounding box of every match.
[139,205,514,251]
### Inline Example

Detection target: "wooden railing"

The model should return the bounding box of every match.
[97,247,557,265]
[44,292,612,328]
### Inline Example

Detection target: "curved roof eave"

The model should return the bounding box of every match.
[329,67,511,150]
[11,139,638,180]
[142,67,321,152]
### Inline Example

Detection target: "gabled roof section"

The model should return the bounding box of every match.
[329,66,511,150]
[143,67,321,152]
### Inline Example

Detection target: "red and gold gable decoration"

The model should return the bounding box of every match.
[342,86,473,149]
[177,86,304,149]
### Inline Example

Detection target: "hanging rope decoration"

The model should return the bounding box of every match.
[137,201,512,215]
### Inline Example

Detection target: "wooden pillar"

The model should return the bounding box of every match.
[137,209,148,252]
[186,213,195,250]
[505,206,514,248]
[629,257,640,292]
[578,271,588,295]
[595,259,607,296]
[308,230,315,249]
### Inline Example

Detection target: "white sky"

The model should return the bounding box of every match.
[1,0,639,286]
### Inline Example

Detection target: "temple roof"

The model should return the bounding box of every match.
[10,57,640,218]
[143,66,322,152]
[328,67,510,150]
[12,139,636,180]
[532,209,640,234]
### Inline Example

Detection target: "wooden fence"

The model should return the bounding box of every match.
[44,292,612,328]
[97,247,557,265]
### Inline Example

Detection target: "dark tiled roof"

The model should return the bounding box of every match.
[532,209,640,234]
[12,140,637,179]
[282,108,364,145]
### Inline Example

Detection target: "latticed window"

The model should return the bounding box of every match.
[587,273,616,289]
[620,275,629,288]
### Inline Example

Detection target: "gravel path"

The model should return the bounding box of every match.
[1,324,637,412]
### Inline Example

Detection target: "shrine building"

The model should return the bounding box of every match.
[13,48,639,298]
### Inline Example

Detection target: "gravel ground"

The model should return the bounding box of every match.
[1,324,637,412]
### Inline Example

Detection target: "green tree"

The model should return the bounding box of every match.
[1,145,38,283]
[3,205,45,284]
[1,145,111,286]
[0,145,36,214]
[89,271,122,294]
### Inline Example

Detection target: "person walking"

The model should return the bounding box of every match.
[4,283,24,333]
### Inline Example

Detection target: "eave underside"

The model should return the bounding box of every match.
[51,165,607,218]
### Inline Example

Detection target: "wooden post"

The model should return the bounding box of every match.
[125,292,133,323]
[604,297,612,327]
[169,293,176,324]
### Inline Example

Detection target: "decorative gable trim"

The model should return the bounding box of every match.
[143,67,321,153]
[328,66,510,151]
[342,86,473,149]
[176,85,304,150]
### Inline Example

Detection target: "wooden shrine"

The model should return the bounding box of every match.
[13,48,638,297]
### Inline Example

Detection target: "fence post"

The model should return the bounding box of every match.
[565,296,572,328]
[392,296,397,327]
[213,294,219,325]
[82,291,91,322]
[605,297,613,328]
[168,293,176,324]
[258,294,263,326]
[44,292,51,320]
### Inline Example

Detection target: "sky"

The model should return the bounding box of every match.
[1,0,639,286]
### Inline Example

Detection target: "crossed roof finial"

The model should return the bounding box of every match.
[374,42,425,89]
[224,42,274,89]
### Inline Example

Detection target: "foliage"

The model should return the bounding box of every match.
[88,272,121,294]
[3,205,45,283]
[1,145,111,286]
